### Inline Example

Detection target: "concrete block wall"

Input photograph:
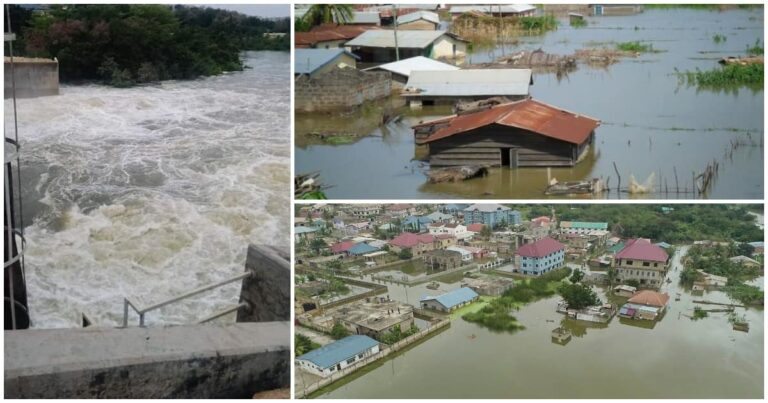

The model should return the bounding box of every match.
[4,59,59,98]
[295,68,391,112]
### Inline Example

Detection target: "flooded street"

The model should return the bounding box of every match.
[295,9,763,199]
[318,246,764,399]
[7,51,290,328]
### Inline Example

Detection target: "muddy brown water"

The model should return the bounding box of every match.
[315,245,764,399]
[295,9,763,199]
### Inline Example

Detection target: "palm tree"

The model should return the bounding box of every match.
[302,4,354,27]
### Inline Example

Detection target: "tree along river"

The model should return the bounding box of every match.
[5,51,290,328]
[317,246,763,398]
[295,8,763,199]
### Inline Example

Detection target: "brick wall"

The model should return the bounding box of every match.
[295,67,392,113]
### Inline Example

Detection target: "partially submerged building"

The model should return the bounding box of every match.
[396,10,441,30]
[420,287,479,312]
[414,99,600,168]
[516,237,566,276]
[449,4,537,18]
[619,290,669,321]
[461,275,514,296]
[294,48,359,78]
[613,239,669,289]
[423,249,464,270]
[362,56,459,89]
[295,335,380,377]
[346,30,468,64]
[295,24,379,49]
[402,69,532,107]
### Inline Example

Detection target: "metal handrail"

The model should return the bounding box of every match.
[122,271,252,327]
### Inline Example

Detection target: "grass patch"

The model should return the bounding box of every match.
[616,41,654,53]
[676,63,764,88]
[712,33,727,43]
[746,38,763,56]
[691,306,709,320]
[461,267,571,333]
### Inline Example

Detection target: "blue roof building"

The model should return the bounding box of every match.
[296,335,380,377]
[403,215,433,232]
[420,287,479,312]
[347,242,380,256]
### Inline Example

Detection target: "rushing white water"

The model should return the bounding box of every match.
[5,51,290,328]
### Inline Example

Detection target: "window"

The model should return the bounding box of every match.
[626,260,634,265]
[346,357,356,365]
[643,262,650,267]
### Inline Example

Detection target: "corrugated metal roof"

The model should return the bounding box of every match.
[294,226,319,234]
[294,48,359,75]
[516,237,565,258]
[627,290,669,308]
[417,98,601,145]
[348,242,380,255]
[403,69,532,97]
[362,56,459,77]
[421,287,478,309]
[346,11,381,24]
[465,203,510,213]
[616,238,668,262]
[560,221,609,230]
[450,5,536,14]
[296,335,379,369]
[346,30,462,49]
[397,10,440,25]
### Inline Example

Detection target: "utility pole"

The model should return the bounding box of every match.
[393,4,400,61]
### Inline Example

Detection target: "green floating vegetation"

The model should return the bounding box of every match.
[462,268,572,333]
[691,307,708,320]
[746,38,763,56]
[712,33,727,43]
[724,284,764,306]
[616,41,654,53]
[519,14,559,31]
[677,63,764,88]
[570,18,587,28]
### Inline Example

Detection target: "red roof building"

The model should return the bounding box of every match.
[516,237,565,258]
[412,98,600,168]
[627,290,670,308]
[389,232,435,249]
[616,238,668,262]
[330,241,356,254]
[467,223,485,233]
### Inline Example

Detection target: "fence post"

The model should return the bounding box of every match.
[236,245,290,322]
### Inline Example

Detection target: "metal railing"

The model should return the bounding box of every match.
[122,271,252,327]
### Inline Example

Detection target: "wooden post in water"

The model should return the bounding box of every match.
[613,162,621,195]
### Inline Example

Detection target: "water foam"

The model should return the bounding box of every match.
[7,51,290,328]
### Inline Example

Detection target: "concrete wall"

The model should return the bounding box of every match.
[4,322,290,398]
[4,59,59,99]
[236,244,290,323]
[295,67,391,112]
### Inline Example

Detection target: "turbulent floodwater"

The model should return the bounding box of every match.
[6,51,290,328]
[296,8,764,199]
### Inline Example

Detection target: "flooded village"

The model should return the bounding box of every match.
[293,203,764,398]
[294,4,764,199]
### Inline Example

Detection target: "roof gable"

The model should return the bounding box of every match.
[517,237,565,258]
[616,238,668,262]
[416,98,600,145]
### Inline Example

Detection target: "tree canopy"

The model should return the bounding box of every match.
[7,5,289,85]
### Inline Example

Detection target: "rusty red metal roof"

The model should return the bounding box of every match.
[416,98,600,145]
[616,238,668,262]
[516,237,565,258]
[295,25,380,47]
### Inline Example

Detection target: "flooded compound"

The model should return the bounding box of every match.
[315,246,764,399]
[7,52,290,328]
[295,8,763,199]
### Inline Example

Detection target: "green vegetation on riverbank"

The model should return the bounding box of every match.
[6,5,289,86]
[462,268,571,332]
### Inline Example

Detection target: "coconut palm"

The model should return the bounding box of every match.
[302,4,354,27]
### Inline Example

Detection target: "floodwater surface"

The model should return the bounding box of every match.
[295,9,764,199]
[6,52,290,328]
[317,246,764,399]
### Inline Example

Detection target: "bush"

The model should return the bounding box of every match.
[557,283,601,310]
[398,249,413,260]
[330,323,349,340]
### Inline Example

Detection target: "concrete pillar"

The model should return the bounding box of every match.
[236,244,290,323]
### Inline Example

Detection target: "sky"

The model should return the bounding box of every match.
[202,4,289,18]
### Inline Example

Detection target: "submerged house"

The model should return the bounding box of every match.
[294,49,359,78]
[295,335,380,377]
[396,10,441,30]
[362,56,459,89]
[414,98,600,168]
[420,287,479,312]
[346,30,468,64]
[402,68,533,107]
[619,290,669,321]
